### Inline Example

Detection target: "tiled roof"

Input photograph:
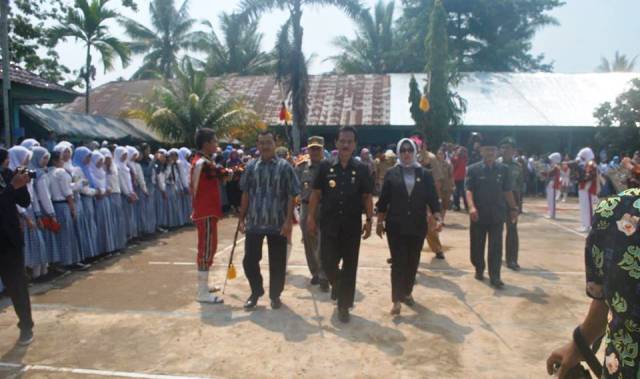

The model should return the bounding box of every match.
[1,63,80,96]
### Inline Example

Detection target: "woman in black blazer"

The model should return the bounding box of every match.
[376,138,442,315]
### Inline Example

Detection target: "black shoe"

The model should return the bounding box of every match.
[310,276,320,285]
[270,297,282,309]
[18,329,33,346]
[244,294,261,310]
[319,280,330,293]
[330,286,337,301]
[507,263,521,271]
[386,257,392,264]
[490,279,505,289]
[338,307,350,323]
[402,295,415,307]
[435,252,445,260]
[474,271,484,281]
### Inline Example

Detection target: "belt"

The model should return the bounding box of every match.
[52,200,67,204]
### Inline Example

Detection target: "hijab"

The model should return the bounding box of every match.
[576,147,595,165]
[100,147,117,175]
[548,152,562,165]
[8,146,32,171]
[395,138,420,168]
[54,141,74,173]
[20,138,40,150]
[178,147,191,164]
[73,146,96,188]
[30,146,50,178]
[89,151,107,190]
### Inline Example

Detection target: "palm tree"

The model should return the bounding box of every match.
[52,0,130,114]
[239,0,364,150]
[597,51,638,72]
[142,60,258,145]
[120,0,200,80]
[329,0,397,74]
[192,12,273,76]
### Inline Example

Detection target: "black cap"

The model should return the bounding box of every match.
[479,134,499,147]
[498,137,516,147]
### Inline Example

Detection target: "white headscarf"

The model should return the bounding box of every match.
[576,147,595,164]
[54,141,74,172]
[178,147,191,164]
[114,146,130,174]
[20,138,40,150]
[126,146,139,163]
[395,138,420,168]
[89,151,107,191]
[548,152,562,165]
[100,147,117,175]
[8,146,32,170]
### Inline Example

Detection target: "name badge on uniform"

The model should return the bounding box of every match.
[329,179,336,188]
[352,171,356,175]
[304,182,309,189]
[416,177,421,182]
[330,168,334,173]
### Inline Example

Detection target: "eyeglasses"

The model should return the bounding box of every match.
[400,148,414,153]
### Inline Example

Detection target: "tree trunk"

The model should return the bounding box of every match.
[85,44,91,114]
[290,1,308,153]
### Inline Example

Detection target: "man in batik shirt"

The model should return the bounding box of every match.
[547,188,640,378]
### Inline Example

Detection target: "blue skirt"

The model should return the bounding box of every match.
[53,202,81,266]
[122,194,138,240]
[95,196,117,253]
[22,208,48,268]
[41,222,61,264]
[142,186,157,234]
[110,194,127,249]
[155,188,168,228]
[181,190,192,225]
[75,195,99,259]
[166,184,180,228]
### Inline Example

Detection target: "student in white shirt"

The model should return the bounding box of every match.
[100,147,127,250]
[114,146,138,240]
[71,147,99,259]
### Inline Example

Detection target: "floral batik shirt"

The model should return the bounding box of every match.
[586,188,640,378]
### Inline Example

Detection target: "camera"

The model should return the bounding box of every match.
[16,167,37,179]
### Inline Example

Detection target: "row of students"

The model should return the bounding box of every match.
[0,140,195,293]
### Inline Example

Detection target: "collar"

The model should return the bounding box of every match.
[332,157,355,169]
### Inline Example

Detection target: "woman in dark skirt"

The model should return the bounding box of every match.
[375,138,442,316]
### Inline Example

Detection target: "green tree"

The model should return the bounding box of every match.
[396,0,562,73]
[329,0,398,74]
[424,0,448,147]
[192,12,273,76]
[142,60,257,145]
[239,0,363,150]
[593,79,640,154]
[120,0,200,80]
[52,0,131,113]
[597,51,638,73]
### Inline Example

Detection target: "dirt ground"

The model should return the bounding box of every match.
[0,197,593,379]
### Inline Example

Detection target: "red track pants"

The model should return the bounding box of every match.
[195,217,218,271]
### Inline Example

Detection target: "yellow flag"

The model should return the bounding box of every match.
[419,95,430,112]
[227,263,237,279]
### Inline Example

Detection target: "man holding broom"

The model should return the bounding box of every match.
[191,128,224,304]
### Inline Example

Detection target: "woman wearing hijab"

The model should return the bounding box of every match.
[10,146,48,278]
[165,149,181,228]
[576,147,599,232]
[101,147,127,250]
[89,151,117,254]
[359,148,376,178]
[154,149,169,229]
[375,138,442,316]
[115,146,138,240]
[72,147,99,259]
[138,144,157,235]
[127,146,147,237]
[225,149,243,213]
[31,146,61,268]
[20,138,40,151]
[177,147,192,224]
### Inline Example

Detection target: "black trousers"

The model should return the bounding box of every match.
[453,180,468,210]
[505,192,521,265]
[321,226,361,309]
[387,232,424,303]
[242,233,287,300]
[0,249,34,331]
[470,222,504,281]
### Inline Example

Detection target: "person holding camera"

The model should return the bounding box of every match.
[0,147,36,346]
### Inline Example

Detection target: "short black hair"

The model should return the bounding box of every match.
[257,130,275,140]
[195,128,216,150]
[337,126,358,141]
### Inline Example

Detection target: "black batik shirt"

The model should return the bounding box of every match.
[465,161,512,224]
[585,188,640,378]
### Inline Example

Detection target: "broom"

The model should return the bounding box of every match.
[222,219,241,294]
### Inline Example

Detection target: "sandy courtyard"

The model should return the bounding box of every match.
[0,197,591,379]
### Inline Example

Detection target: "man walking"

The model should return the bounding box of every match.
[466,137,519,289]
[239,131,299,310]
[296,136,329,291]
[498,137,523,271]
[307,126,374,323]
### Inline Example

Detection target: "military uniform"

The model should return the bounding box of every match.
[313,157,372,310]
[296,137,327,285]
[465,160,513,283]
[420,150,445,256]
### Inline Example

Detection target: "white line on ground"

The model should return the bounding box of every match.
[541,217,587,238]
[0,362,217,379]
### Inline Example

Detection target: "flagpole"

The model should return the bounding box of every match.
[0,0,10,146]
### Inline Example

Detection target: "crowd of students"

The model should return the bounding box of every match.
[0,139,196,292]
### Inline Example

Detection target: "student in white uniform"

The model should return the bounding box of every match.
[545,152,562,219]
[178,147,193,224]
[72,147,99,258]
[101,147,127,250]
[31,146,61,268]
[127,146,148,236]
[114,146,138,240]
[89,151,117,254]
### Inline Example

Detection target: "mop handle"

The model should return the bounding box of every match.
[222,218,242,294]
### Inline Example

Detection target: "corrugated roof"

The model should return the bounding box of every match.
[21,105,162,142]
[60,72,639,128]
[1,63,80,96]
[60,74,391,126]
[390,72,639,127]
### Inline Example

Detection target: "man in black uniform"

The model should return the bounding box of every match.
[465,137,519,289]
[307,126,374,323]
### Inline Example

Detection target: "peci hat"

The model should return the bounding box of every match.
[307,136,324,148]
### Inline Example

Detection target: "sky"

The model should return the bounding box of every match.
[52,0,640,87]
